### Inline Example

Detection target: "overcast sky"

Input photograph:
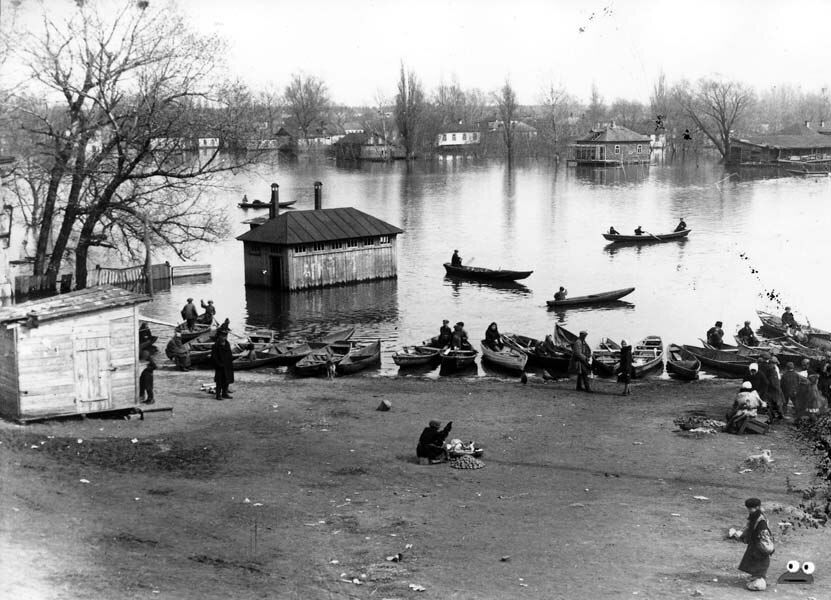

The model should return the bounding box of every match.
[11,0,831,106]
[174,0,831,106]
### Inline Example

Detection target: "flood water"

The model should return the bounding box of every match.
[139,152,831,377]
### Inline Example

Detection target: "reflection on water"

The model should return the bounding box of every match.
[443,276,532,296]
[139,156,831,377]
[548,301,635,322]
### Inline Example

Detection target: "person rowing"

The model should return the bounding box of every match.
[634,225,643,236]
[737,320,759,346]
[674,218,687,232]
[554,286,567,301]
[608,226,619,235]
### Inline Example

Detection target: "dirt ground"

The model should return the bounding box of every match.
[0,370,829,600]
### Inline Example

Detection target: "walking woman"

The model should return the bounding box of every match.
[738,497,774,591]
[619,340,633,395]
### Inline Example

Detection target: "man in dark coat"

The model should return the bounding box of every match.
[736,320,759,346]
[211,331,235,400]
[181,297,198,331]
[674,217,687,232]
[450,250,462,267]
[738,497,773,591]
[780,361,800,414]
[139,354,157,404]
[706,321,725,348]
[416,419,452,462]
[570,330,592,392]
[781,306,798,330]
[165,332,191,371]
[437,319,452,347]
[758,355,784,421]
[199,299,216,324]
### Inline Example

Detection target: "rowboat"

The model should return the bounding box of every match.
[502,333,571,372]
[337,340,382,375]
[175,322,213,342]
[392,345,441,367]
[238,199,297,209]
[546,287,635,307]
[267,326,357,366]
[553,324,579,349]
[757,310,831,351]
[786,169,830,177]
[479,340,528,373]
[592,338,621,377]
[666,344,700,380]
[232,346,285,370]
[632,336,664,377]
[439,346,478,372]
[602,229,690,243]
[443,263,533,281]
[682,345,752,377]
[292,341,354,377]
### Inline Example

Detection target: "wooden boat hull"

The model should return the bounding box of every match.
[756,311,831,350]
[293,342,353,377]
[602,229,690,243]
[480,341,528,373]
[443,263,533,281]
[666,344,700,380]
[439,348,478,372]
[502,333,570,371]
[546,287,635,307]
[592,337,621,377]
[682,345,751,377]
[232,348,284,370]
[238,199,297,209]
[337,340,382,375]
[175,322,213,342]
[632,336,664,378]
[392,346,440,367]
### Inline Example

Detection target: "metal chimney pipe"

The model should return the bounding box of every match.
[269,183,279,219]
[314,181,323,210]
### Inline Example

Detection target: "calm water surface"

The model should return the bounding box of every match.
[139,154,831,377]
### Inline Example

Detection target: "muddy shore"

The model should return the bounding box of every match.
[0,371,828,600]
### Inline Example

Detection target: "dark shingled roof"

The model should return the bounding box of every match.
[575,124,651,143]
[0,285,150,325]
[236,207,404,245]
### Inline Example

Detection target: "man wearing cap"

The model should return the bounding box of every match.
[706,320,724,348]
[450,322,469,350]
[738,497,773,591]
[780,361,800,415]
[437,319,453,347]
[199,299,217,324]
[736,320,759,347]
[165,332,191,371]
[761,355,785,421]
[569,330,592,392]
[450,249,462,267]
[417,419,452,463]
[781,306,798,330]
[674,217,687,232]
[726,381,765,433]
[554,286,567,301]
[211,330,235,400]
[181,297,198,331]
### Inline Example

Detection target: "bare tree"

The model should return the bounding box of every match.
[9,0,262,287]
[585,82,606,128]
[674,77,755,161]
[494,79,518,165]
[394,63,425,159]
[256,82,283,135]
[609,99,646,130]
[283,72,330,140]
[540,83,576,144]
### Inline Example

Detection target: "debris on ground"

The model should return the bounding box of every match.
[767,501,828,528]
[692,496,709,501]
[673,416,726,432]
[408,583,426,591]
[449,455,485,469]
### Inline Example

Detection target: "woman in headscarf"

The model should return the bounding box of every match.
[726,381,765,433]
[738,497,774,591]
[484,322,503,351]
[618,340,633,396]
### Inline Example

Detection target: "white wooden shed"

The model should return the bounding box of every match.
[0,285,151,421]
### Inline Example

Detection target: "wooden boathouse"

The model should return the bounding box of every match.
[567,123,652,166]
[0,285,151,421]
[237,183,404,290]
[729,123,831,167]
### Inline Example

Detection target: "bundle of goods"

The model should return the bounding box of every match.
[450,455,485,470]
[445,438,484,458]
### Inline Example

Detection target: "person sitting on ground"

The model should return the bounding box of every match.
[165,332,191,371]
[198,299,216,324]
[780,361,800,415]
[450,249,462,267]
[737,320,759,346]
[416,419,452,463]
[634,225,644,236]
[437,319,453,347]
[706,320,725,348]
[781,306,798,330]
[725,381,765,433]
[674,217,687,232]
[484,322,504,351]
[608,226,619,235]
[554,286,567,301]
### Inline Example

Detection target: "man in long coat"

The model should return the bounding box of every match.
[181,297,199,331]
[738,497,773,591]
[569,330,592,392]
[211,331,235,400]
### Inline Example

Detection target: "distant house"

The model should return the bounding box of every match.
[197,137,219,150]
[0,285,150,421]
[436,123,482,151]
[343,122,365,135]
[333,132,405,161]
[729,122,831,166]
[236,188,404,290]
[567,123,652,166]
[247,127,295,152]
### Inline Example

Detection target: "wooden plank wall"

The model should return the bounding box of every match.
[0,326,19,419]
[15,306,139,419]
[288,242,398,290]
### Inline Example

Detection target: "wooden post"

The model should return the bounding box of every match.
[144,214,153,297]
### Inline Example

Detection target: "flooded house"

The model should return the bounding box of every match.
[567,122,652,166]
[729,122,831,168]
[333,132,405,161]
[436,123,482,153]
[237,183,404,290]
[0,285,151,422]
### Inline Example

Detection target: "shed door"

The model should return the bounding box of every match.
[73,334,112,411]
[270,255,285,289]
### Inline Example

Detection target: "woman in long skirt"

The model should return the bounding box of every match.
[619,340,633,396]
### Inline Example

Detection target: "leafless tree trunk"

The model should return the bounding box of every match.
[284,72,330,141]
[495,79,518,166]
[395,63,425,159]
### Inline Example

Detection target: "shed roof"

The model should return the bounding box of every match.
[733,133,831,150]
[575,124,651,143]
[237,207,404,245]
[0,285,151,325]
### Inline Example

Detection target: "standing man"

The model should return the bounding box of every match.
[570,330,592,393]
[738,497,774,591]
[437,319,453,347]
[199,299,217,324]
[139,354,157,404]
[211,330,235,400]
[181,297,198,331]
[450,249,462,267]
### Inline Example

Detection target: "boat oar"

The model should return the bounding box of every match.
[465,256,475,266]
[642,230,663,242]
